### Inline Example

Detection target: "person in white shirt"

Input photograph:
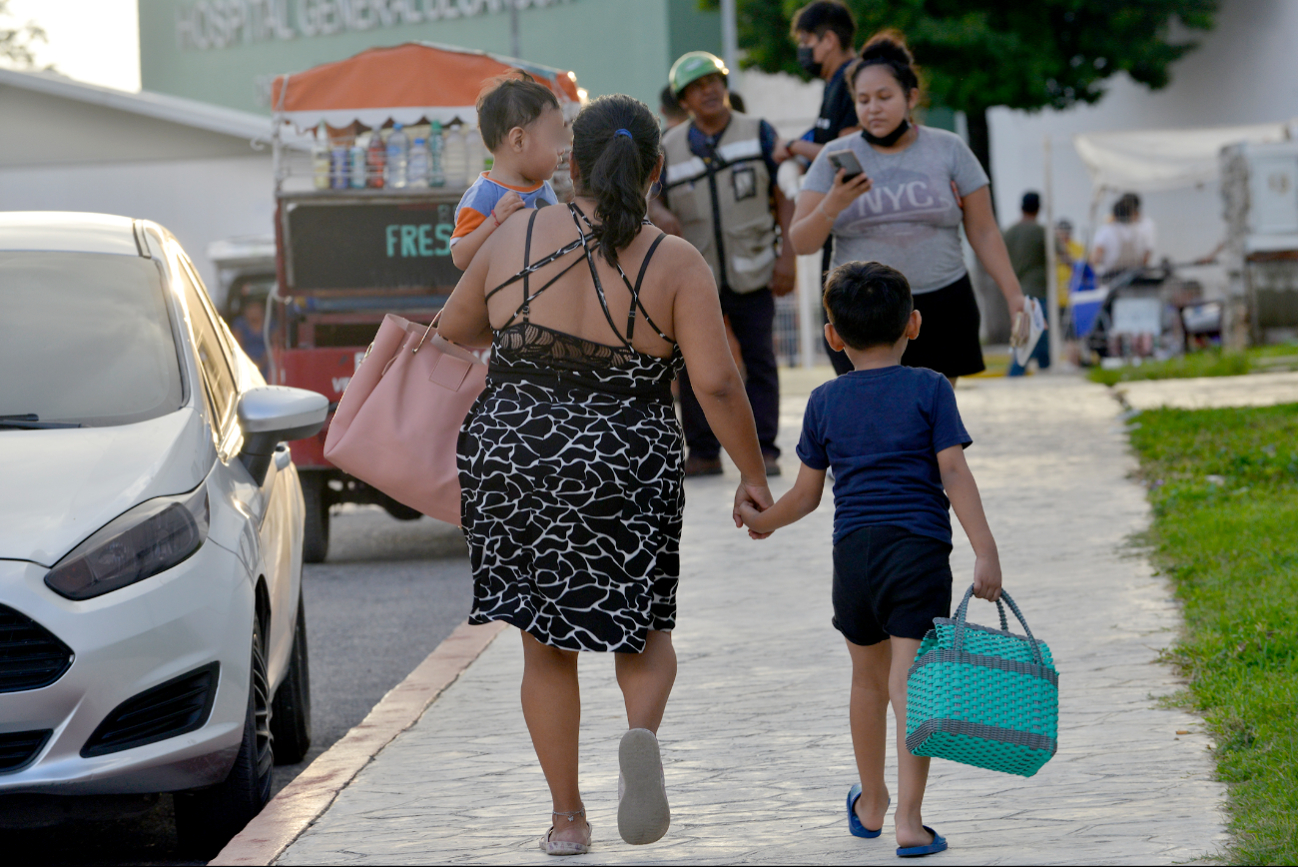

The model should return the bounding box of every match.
[1091,193,1153,277]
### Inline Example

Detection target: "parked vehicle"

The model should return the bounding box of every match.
[0,212,327,856]
[267,43,582,562]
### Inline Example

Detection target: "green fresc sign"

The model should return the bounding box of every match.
[285,200,464,291]
[386,223,454,258]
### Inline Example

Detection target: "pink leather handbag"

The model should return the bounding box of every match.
[323,314,487,526]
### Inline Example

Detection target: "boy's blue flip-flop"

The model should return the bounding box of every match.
[897,825,947,857]
[846,784,888,838]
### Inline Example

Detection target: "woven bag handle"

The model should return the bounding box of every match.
[952,585,1046,666]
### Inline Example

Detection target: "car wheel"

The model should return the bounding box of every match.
[174,618,274,858]
[270,593,312,764]
[301,471,330,564]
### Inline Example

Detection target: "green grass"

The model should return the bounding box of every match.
[1087,349,1251,385]
[1088,345,1298,386]
[1128,403,1298,864]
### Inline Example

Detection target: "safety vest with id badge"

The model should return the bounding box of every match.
[662,112,777,294]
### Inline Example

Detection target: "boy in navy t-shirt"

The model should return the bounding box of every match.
[739,261,1003,858]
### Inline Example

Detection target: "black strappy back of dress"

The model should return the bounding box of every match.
[484,203,682,401]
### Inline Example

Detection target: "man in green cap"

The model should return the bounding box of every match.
[650,51,794,477]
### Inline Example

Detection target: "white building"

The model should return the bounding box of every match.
[990,0,1298,278]
[0,67,276,292]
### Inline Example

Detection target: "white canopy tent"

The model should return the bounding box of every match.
[1035,120,1297,366]
[1073,121,1294,192]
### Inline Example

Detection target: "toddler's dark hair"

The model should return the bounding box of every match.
[823,261,913,349]
[476,70,560,151]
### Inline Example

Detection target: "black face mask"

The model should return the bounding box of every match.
[862,118,910,148]
[797,46,822,77]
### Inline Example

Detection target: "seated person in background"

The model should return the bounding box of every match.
[449,72,569,270]
[1091,193,1153,277]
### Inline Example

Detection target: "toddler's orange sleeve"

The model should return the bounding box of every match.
[451,207,487,242]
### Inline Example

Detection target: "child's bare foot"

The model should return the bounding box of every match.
[854,787,890,832]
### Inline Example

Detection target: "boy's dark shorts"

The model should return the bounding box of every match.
[832,525,953,646]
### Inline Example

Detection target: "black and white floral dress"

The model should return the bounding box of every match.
[458,204,684,653]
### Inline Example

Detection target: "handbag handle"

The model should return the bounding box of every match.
[952,585,1046,666]
[412,310,442,354]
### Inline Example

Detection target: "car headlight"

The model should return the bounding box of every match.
[44,483,210,601]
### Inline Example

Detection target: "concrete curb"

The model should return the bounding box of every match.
[209,619,508,866]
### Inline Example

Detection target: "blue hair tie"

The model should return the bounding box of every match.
[614,128,632,139]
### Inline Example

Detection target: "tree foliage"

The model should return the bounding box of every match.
[714,0,1218,118]
[0,0,51,71]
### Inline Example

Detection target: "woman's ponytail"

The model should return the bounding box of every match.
[572,95,661,265]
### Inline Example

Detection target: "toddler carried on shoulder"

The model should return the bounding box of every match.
[449,71,570,270]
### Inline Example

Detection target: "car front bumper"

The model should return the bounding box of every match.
[0,541,254,795]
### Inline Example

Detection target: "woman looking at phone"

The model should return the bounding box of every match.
[789,30,1027,383]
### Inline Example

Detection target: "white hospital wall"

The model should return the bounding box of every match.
[989,0,1298,280]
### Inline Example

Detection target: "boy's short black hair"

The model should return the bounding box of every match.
[476,70,560,151]
[791,1,857,52]
[823,261,913,349]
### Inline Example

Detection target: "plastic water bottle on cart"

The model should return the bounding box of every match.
[408,137,430,188]
[385,122,410,189]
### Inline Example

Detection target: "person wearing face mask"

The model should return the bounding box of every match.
[781,1,861,165]
[789,30,1029,384]
[780,1,862,375]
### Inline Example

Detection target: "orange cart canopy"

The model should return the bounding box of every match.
[271,42,581,130]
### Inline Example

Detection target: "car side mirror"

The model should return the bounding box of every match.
[237,386,328,485]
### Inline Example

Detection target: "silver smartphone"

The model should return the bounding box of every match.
[826,149,865,181]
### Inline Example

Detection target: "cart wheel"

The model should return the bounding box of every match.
[301,472,330,564]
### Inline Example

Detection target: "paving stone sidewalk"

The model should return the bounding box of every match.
[276,374,1228,865]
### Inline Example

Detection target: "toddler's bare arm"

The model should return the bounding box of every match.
[937,445,1003,601]
[738,462,826,538]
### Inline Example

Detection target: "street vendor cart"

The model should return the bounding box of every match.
[269,42,582,561]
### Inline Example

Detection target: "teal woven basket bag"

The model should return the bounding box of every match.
[906,586,1058,777]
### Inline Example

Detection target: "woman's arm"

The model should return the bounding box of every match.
[667,240,772,517]
[961,186,1027,329]
[436,230,496,347]
[789,168,873,255]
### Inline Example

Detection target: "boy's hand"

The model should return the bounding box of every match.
[492,191,525,226]
[737,501,772,540]
[972,554,1003,602]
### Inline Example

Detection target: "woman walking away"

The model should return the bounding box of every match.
[438,94,772,856]
[789,30,1028,383]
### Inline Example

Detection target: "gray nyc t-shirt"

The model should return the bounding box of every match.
[803,126,989,293]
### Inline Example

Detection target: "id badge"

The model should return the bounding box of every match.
[732,166,758,201]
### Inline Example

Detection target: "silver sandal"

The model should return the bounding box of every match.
[540,809,592,856]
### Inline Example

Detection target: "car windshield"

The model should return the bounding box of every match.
[0,252,185,427]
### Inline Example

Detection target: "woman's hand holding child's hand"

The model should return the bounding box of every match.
[733,481,773,538]
[972,554,1003,603]
[737,501,772,540]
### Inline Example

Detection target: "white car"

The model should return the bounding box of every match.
[0,212,327,854]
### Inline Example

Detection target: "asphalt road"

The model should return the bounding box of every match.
[6,506,474,866]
